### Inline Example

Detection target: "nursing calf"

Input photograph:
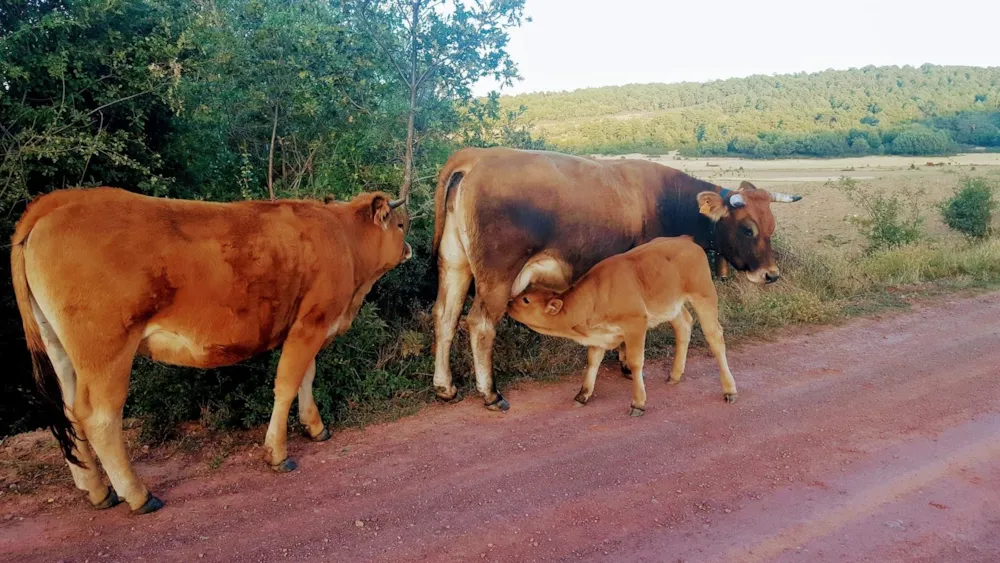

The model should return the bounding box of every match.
[507,236,737,416]
[11,187,411,514]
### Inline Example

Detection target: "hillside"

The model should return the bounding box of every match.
[501,65,1000,157]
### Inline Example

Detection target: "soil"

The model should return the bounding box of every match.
[1,292,999,563]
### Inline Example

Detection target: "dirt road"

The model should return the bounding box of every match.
[2,292,999,562]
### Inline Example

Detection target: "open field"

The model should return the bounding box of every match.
[594,152,1000,250]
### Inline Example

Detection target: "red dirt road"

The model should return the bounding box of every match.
[2,292,999,562]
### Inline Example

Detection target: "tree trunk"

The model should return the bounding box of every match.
[398,0,421,203]
[267,102,279,201]
[401,87,417,203]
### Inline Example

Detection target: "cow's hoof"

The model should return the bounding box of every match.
[133,493,164,515]
[307,426,332,442]
[485,393,510,412]
[724,393,738,404]
[667,378,681,386]
[93,486,121,510]
[621,365,633,380]
[629,406,645,417]
[435,386,461,403]
[573,391,590,406]
[271,458,298,473]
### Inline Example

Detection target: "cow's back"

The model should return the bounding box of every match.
[22,188,348,366]
[574,236,713,327]
[456,150,668,288]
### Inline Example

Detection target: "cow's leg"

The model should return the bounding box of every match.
[623,329,648,417]
[689,297,738,403]
[76,351,161,514]
[35,307,117,508]
[265,331,325,471]
[574,346,605,406]
[432,260,472,402]
[618,342,632,380]
[715,255,731,279]
[667,306,694,385]
[297,359,330,442]
[467,286,509,411]
[57,365,118,509]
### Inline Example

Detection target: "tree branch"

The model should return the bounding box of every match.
[356,1,412,86]
[268,102,279,201]
[415,59,440,89]
[48,86,163,137]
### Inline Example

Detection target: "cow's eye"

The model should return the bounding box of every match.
[741,225,754,237]
[397,223,404,229]
[522,297,530,304]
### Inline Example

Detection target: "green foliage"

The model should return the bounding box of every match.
[0,0,530,437]
[940,177,997,239]
[461,93,548,150]
[830,177,924,252]
[882,126,954,155]
[499,65,1000,156]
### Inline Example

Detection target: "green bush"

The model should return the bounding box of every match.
[830,176,924,252]
[940,177,996,240]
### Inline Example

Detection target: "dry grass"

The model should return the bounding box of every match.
[711,238,1000,342]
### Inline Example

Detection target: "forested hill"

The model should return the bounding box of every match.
[501,65,1000,157]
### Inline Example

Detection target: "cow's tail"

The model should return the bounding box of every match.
[431,150,478,265]
[11,195,83,467]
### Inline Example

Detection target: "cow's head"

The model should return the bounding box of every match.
[507,286,565,329]
[348,191,412,271]
[697,181,800,284]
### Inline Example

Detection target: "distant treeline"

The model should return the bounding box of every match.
[500,65,1000,157]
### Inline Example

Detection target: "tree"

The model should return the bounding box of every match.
[1,0,189,433]
[347,0,527,201]
[170,0,386,202]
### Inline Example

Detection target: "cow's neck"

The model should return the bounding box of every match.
[334,207,385,290]
[556,284,596,329]
[651,175,719,251]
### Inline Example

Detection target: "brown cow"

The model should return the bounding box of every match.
[11,187,411,514]
[507,236,736,416]
[431,147,799,411]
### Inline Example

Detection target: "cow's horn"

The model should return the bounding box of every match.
[389,198,405,209]
[728,193,746,208]
[769,192,802,203]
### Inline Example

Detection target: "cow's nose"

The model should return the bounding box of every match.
[764,271,780,284]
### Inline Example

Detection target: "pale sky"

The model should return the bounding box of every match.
[475,0,1000,96]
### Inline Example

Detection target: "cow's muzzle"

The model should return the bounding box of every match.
[746,267,780,284]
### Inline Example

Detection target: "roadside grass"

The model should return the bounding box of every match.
[469,234,1000,403]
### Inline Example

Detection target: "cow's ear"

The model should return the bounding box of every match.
[697,191,729,222]
[545,298,563,315]
[371,195,392,228]
[739,181,758,192]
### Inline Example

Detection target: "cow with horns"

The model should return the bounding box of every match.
[430,147,801,411]
[11,187,411,514]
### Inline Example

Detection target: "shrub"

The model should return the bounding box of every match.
[884,127,953,156]
[940,177,996,240]
[830,176,924,252]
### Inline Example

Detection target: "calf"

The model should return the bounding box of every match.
[507,236,737,416]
